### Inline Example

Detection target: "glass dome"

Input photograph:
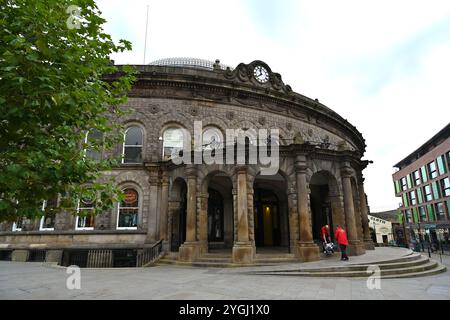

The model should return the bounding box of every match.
[149,57,231,71]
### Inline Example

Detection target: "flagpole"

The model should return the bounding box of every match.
[143,4,149,64]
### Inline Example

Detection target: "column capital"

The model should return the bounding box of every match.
[294,154,308,173]
[234,165,248,175]
[185,165,197,178]
[161,172,170,186]
[340,162,353,178]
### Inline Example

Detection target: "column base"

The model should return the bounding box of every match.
[178,242,200,262]
[347,240,366,256]
[232,242,254,264]
[364,239,375,250]
[294,242,321,262]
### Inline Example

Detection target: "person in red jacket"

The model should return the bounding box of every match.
[334,225,349,261]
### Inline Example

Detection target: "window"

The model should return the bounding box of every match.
[400,177,407,191]
[405,209,413,223]
[12,217,23,232]
[406,174,412,189]
[421,166,428,183]
[85,129,103,161]
[76,197,95,230]
[435,203,446,221]
[162,127,185,160]
[427,204,435,221]
[402,193,409,207]
[39,197,57,231]
[424,185,433,202]
[432,181,441,200]
[441,177,450,197]
[427,161,437,179]
[437,155,447,175]
[409,191,417,205]
[417,188,424,204]
[394,180,401,194]
[117,188,139,229]
[419,206,427,222]
[123,127,143,163]
[413,170,421,186]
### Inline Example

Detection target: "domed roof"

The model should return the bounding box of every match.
[149,57,231,71]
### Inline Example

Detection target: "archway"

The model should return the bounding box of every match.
[309,171,342,243]
[202,172,234,251]
[169,178,187,252]
[253,172,289,252]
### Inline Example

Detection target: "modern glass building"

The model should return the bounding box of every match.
[392,123,450,245]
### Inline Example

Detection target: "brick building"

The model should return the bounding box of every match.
[392,123,450,246]
[0,58,374,265]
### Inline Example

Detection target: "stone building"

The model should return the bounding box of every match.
[0,58,374,264]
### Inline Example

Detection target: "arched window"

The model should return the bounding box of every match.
[202,127,223,150]
[162,127,185,160]
[76,196,95,230]
[117,188,139,229]
[85,129,103,161]
[123,127,143,163]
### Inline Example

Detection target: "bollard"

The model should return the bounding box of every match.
[428,246,431,258]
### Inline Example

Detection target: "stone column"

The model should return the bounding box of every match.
[341,163,365,256]
[198,191,209,254]
[294,155,320,261]
[146,165,159,243]
[358,177,375,250]
[178,165,200,261]
[159,172,169,251]
[232,166,254,264]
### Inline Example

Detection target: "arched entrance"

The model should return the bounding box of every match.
[309,171,342,243]
[202,171,234,251]
[253,172,289,252]
[170,178,187,252]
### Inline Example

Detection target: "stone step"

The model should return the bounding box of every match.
[248,261,443,278]
[259,255,430,273]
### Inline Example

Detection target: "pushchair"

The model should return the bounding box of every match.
[323,241,334,256]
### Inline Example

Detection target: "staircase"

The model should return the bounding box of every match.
[156,251,299,268]
[245,252,446,279]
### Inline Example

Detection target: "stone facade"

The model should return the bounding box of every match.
[0,58,374,264]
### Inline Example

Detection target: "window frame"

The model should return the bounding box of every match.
[161,126,186,161]
[39,200,56,231]
[116,188,140,230]
[75,198,95,231]
[122,126,144,164]
[84,129,104,161]
[427,161,437,179]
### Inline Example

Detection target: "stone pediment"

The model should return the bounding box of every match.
[224,60,293,95]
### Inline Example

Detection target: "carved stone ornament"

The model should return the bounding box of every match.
[149,104,159,114]
[224,60,293,94]
[226,111,234,120]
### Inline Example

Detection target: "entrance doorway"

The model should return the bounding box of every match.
[170,178,187,252]
[254,189,280,247]
[208,188,224,242]
[253,172,289,251]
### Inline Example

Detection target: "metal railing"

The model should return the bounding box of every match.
[136,240,163,267]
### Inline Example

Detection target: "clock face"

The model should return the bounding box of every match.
[253,65,269,83]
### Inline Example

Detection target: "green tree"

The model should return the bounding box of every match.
[0,0,136,221]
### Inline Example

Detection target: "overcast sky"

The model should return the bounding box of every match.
[96,0,450,212]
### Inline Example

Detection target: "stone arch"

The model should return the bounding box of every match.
[168,177,188,252]
[252,169,290,250]
[309,170,344,242]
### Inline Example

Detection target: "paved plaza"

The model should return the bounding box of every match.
[1,247,450,300]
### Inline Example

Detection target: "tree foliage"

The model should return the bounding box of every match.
[0,0,136,221]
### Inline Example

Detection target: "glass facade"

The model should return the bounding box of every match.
[395,149,449,229]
